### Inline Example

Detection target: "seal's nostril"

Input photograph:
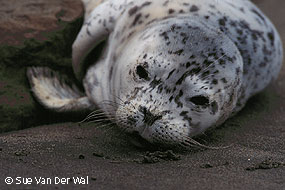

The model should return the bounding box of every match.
[143,107,147,115]
[139,106,147,115]
[141,106,152,119]
[139,106,162,126]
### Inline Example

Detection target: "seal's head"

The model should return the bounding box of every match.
[111,17,243,147]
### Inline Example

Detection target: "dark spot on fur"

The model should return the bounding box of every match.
[267,32,275,46]
[132,13,142,26]
[167,69,176,79]
[174,90,184,108]
[210,101,218,115]
[180,111,193,126]
[201,71,210,78]
[251,8,266,24]
[129,6,139,16]
[86,28,92,36]
[259,62,266,67]
[221,78,227,83]
[160,31,169,40]
[236,29,243,35]
[209,4,215,9]
[212,79,218,85]
[186,62,191,68]
[150,77,162,88]
[168,9,175,14]
[173,49,184,56]
[262,45,272,55]
[219,18,226,26]
[129,2,152,16]
[109,67,113,80]
[219,59,226,65]
[141,1,152,7]
[190,5,199,12]
[163,0,170,6]
[109,16,115,23]
[176,67,201,85]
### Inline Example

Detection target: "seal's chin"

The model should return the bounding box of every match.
[126,130,184,149]
[127,131,154,148]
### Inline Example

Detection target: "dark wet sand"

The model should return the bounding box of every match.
[0,0,284,189]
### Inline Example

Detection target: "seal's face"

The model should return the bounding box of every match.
[113,18,243,146]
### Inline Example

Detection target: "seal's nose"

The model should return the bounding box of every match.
[139,106,162,126]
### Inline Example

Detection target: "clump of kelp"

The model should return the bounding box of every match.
[0,18,85,133]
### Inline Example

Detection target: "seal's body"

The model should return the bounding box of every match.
[27,0,283,147]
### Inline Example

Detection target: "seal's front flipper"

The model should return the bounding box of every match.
[72,0,130,79]
[26,67,95,112]
[81,0,106,18]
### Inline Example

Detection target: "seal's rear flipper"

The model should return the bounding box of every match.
[26,67,95,112]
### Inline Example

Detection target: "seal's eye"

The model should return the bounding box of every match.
[189,95,209,106]
[136,65,149,79]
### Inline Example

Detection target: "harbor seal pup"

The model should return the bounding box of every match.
[27,0,283,147]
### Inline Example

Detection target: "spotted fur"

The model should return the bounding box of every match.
[27,0,283,147]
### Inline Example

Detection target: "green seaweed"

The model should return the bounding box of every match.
[0,18,83,133]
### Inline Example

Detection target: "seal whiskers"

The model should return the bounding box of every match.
[27,0,283,148]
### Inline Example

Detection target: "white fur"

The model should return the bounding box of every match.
[27,0,283,146]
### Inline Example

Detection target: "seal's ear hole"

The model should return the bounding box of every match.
[189,95,209,106]
[136,65,149,79]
